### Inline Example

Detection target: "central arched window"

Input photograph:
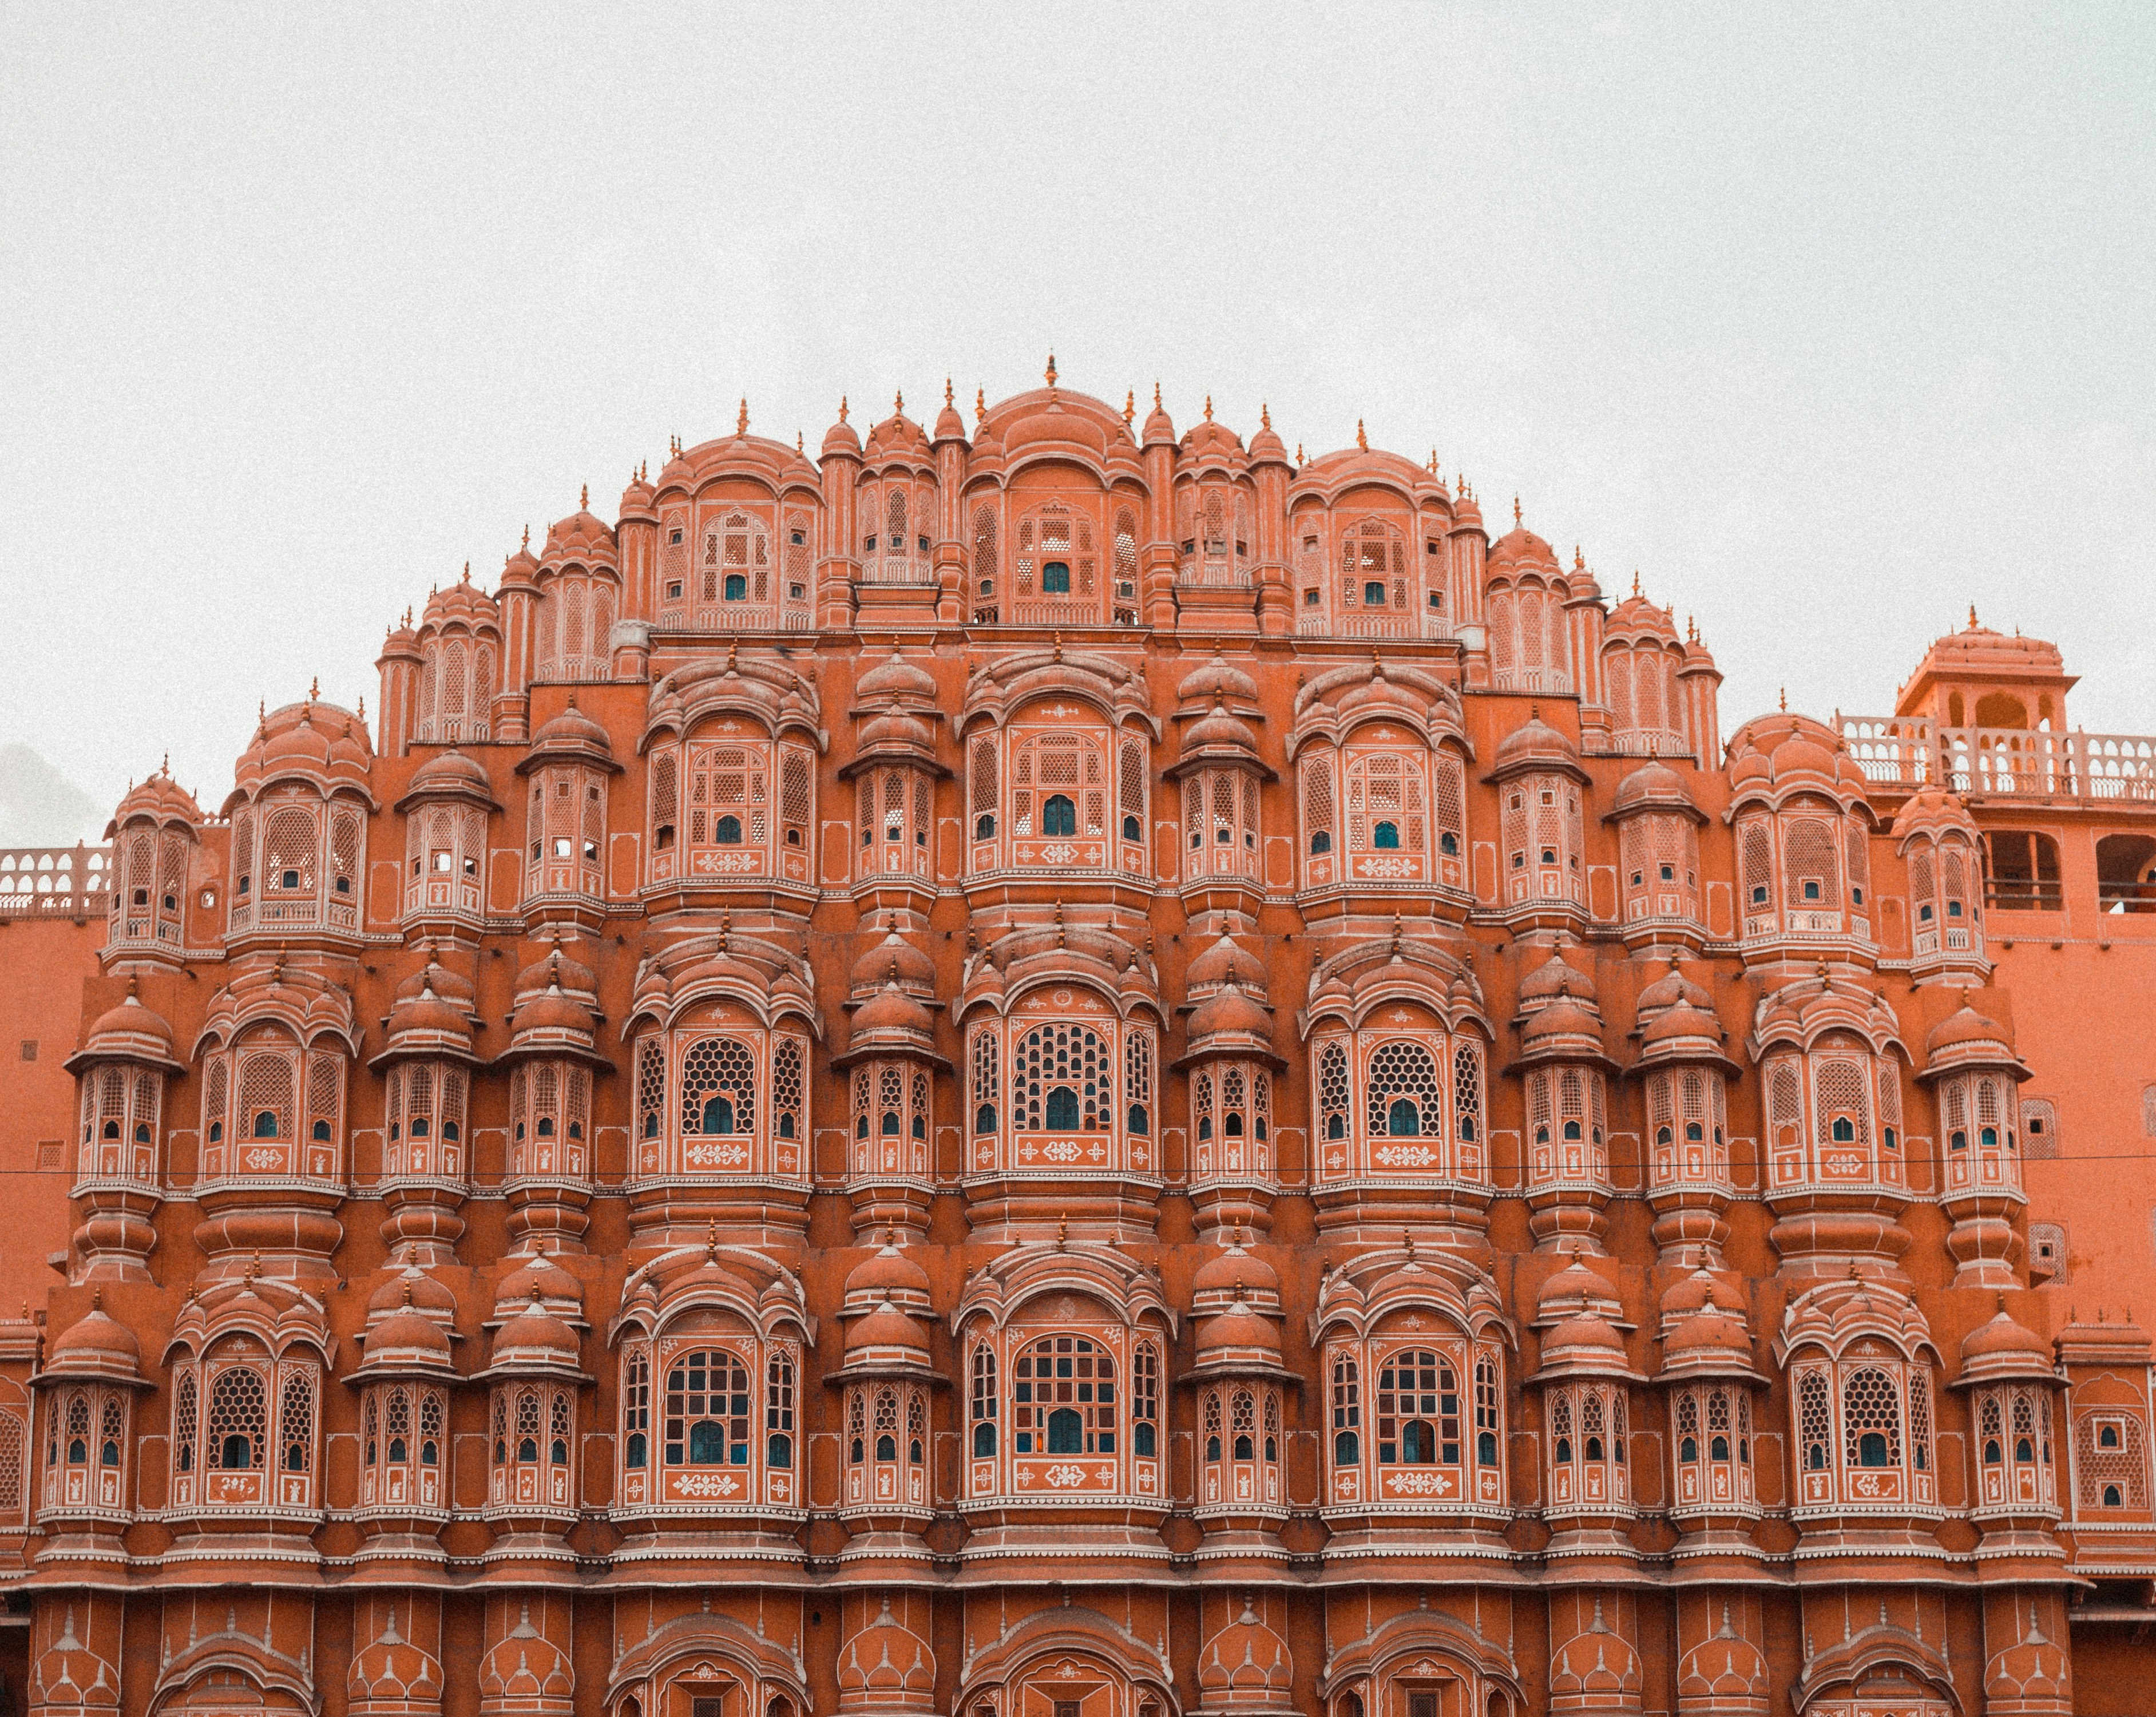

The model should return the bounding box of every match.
[1043,794,1076,836]
[1013,1335,1116,1457]
[207,1367,265,1471]
[679,1037,756,1140]
[665,1349,750,1467]
[1042,561,1071,594]
[1367,1040,1441,1139]
[970,1343,998,1458]
[1013,1023,1108,1132]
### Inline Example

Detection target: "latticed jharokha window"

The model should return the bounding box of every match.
[679,1037,756,1137]
[1366,1040,1442,1138]
[1013,1335,1116,1456]
[1377,1350,1461,1465]
[2076,1412,2150,1510]
[970,1344,998,1457]
[664,1349,751,1466]
[1013,1024,1108,1132]
[207,1367,267,1470]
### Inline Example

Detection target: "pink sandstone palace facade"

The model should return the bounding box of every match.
[2,368,2156,1717]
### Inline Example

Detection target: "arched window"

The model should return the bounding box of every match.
[1043,795,1076,836]
[1841,1366,1902,1470]
[1013,1022,1109,1133]
[1012,1335,1115,1457]
[664,1349,751,1468]
[764,1350,795,1470]
[1366,1039,1441,1143]
[206,1366,265,1472]
[1331,1351,1361,1467]
[970,1343,998,1458]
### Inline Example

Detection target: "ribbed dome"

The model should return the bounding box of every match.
[82,982,176,1060]
[47,1302,141,1377]
[369,1267,457,1321]
[513,942,596,1001]
[396,953,476,1010]
[1180,701,1260,764]
[1184,931,1250,993]
[1928,1000,2012,1057]
[1186,977,1273,1048]
[527,698,615,762]
[1962,1303,2050,1365]
[1192,1242,1280,1304]
[107,770,203,834]
[495,1255,580,1314]
[1611,758,1696,815]
[1176,651,1259,708]
[363,1306,454,1369]
[1636,962,1713,1015]
[1489,525,1559,568]
[844,1299,930,1356]
[1662,1298,1754,1362]
[508,980,597,1042]
[850,924,937,996]
[1492,711,1582,776]
[492,1295,581,1366]
[851,981,934,1039]
[406,748,493,799]
[1195,1301,1282,1359]
[1520,948,1595,1006]
[1641,1001,1724,1048]
[844,1236,932,1310]
[855,648,937,704]
[857,705,934,754]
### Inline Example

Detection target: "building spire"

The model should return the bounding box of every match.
[1203,394,1214,422]
[580,483,588,509]
[1123,388,1135,425]
[1356,418,1368,451]
[838,395,849,423]
[736,398,749,435]
[1513,494,1523,526]
[1044,352,1058,394]
[975,386,986,424]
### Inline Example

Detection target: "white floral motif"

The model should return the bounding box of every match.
[673,1473,742,1498]
[1044,1464,1088,1488]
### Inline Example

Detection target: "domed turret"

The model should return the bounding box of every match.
[1491,709,1586,781]
[1958,1300,2053,1382]
[488,1289,582,1373]
[40,1297,143,1384]
[843,1233,932,1317]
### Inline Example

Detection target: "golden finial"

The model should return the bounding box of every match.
[1203,394,1214,422]
[1295,443,1305,465]
[357,695,365,721]
[160,752,169,775]
[461,561,470,584]
[580,483,588,509]
[975,386,986,423]
[1262,402,1271,429]
[1123,389,1135,425]
[1632,569,1640,598]
[838,395,849,423]
[796,431,803,453]
[308,675,319,700]
[1513,495,1522,526]
[1044,352,1058,389]
[894,388,904,414]
[945,376,954,407]
[1779,686,1788,712]
[1356,419,1368,451]
[1055,1214,1068,1251]
[521,524,529,550]
[1969,603,1979,628]
[1428,449,1437,474]
[736,398,749,435]
[1575,546,1586,571]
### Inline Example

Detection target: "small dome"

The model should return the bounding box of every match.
[1520,997,1604,1052]
[513,942,597,1001]
[1659,1263,1723,1322]
[395,953,476,1010]
[1606,592,1682,645]
[1962,1303,2051,1365]
[1537,1251,1623,1323]
[1611,758,1697,816]
[508,980,597,1043]
[821,407,863,459]
[369,1267,457,1321]
[391,980,474,1042]
[1492,710,1582,778]
[1488,525,1559,569]
[1192,1242,1280,1304]
[363,1306,454,1369]
[496,1255,580,1313]
[851,981,934,1040]
[1520,947,1595,1006]
[106,769,203,835]
[1541,1314,1627,1365]
[1246,408,1289,466]
[845,1299,930,1357]
[1186,978,1273,1049]
[1142,388,1175,446]
[1927,1000,2013,1058]
[492,1295,581,1367]
[48,1301,142,1377]
[1181,700,1260,761]
[933,386,968,443]
[540,502,617,566]
[1640,1001,1725,1049]
[855,648,938,705]
[1636,962,1713,1015]
[864,403,930,462]
[82,982,176,1061]
[857,706,934,755]
[527,698,615,762]
[1195,1302,1282,1359]
[1663,1299,1755,1363]
[1197,1599,1293,1698]
[845,1236,932,1310]
[837,1596,937,1697]
[1176,651,1259,709]
[1184,931,1250,994]
[405,748,493,800]
[850,923,937,996]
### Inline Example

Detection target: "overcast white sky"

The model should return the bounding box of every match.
[3,4,2151,839]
